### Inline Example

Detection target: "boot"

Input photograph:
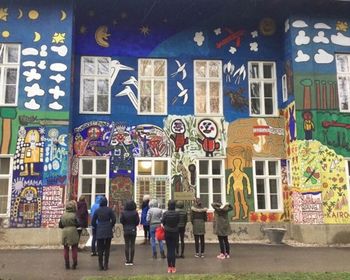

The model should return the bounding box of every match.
[65,260,70,270]
[98,255,104,270]
[72,261,77,270]
[160,251,166,259]
[152,252,157,259]
[104,254,109,270]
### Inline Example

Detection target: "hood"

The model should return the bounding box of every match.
[125,200,136,211]
[100,197,108,207]
[95,195,103,206]
[149,199,159,208]
[168,200,176,210]
[66,201,76,212]
[176,200,184,209]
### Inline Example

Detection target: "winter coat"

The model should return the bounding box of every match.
[146,199,163,226]
[91,197,117,239]
[120,200,140,235]
[191,205,207,235]
[90,195,103,227]
[175,201,188,229]
[59,201,79,246]
[212,202,233,236]
[140,200,150,226]
[161,200,180,233]
[77,200,88,228]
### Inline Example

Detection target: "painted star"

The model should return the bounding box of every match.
[0,8,8,21]
[251,30,258,38]
[229,47,237,54]
[52,32,66,44]
[336,21,348,32]
[80,25,87,34]
[140,26,150,36]
[214,28,221,35]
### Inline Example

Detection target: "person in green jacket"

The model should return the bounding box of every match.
[212,201,233,260]
[59,200,80,269]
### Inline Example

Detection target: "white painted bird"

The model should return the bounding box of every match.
[177,81,188,104]
[223,60,235,82]
[171,60,187,80]
[110,60,134,85]
[115,86,138,110]
[123,76,138,90]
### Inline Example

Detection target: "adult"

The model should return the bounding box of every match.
[175,200,187,258]
[191,198,207,258]
[76,195,88,243]
[120,200,140,265]
[162,200,180,273]
[146,199,165,259]
[90,195,103,256]
[91,197,116,270]
[59,200,79,269]
[140,195,150,245]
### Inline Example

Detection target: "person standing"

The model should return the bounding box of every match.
[76,195,88,246]
[140,195,150,245]
[90,195,103,256]
[120,200,140,266]
[146,199,166,259]
[59,200,79,270]
[191,198,207,258]
[212,201,233,259]
[91,197,116,270]
[162,200,180,274]
[175,200,187,258]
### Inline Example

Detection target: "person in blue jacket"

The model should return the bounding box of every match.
[90,195,103,256]
[140,194,150,245]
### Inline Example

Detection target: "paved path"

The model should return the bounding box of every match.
[1,243,350,280]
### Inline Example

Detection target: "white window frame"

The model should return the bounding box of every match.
[196,158,226,210]
[345,158,350,212]
[0,154,13,217]
[78,157,110,208]
[248,61,278,116]
[252,158,283,212]
[0,44,20,107]
[282,74,288,102]
[335,53,350,112]
[194,60,223,116]
[79,56,111,114]
[138,58,167,115]
[134,157,171,209]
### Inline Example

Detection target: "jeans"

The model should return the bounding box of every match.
[124,234,136,263]
[194,234,205,254]
[150,224,164,254]
[218,235,230,255]
[97,238,112,269]
[176,227,185,256]
[165,231,178,267]
[63,245,78,264]
[91,227,97,253]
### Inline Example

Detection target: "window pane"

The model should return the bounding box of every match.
[209,82,220,113]
[200,194,209,208]
[336,55,350,73]
[96,178,106,193]
[83,97,94,112]
[338,76,350,111]
[251,99,260,115]
[270,179,277,193]
[257,194,265,209]
[154,81,165,113]
[250,83,260,97]
[7,45,19,63]
[6,68,17,84]
[96,160,107,174]
[200,178,208,193]
[250,63,259,78]
[255,161,264,175]
[97,95,108,112]
[0,158,10,174]
[140,59,152,76]
[213,194,221,204]
[5,86,16,104]
[84,195,92,209]
[140,80,151,113]
[265,98,274,115]
[199,161,208,174]
[138,180,150,207]
[196,82,206,113]
[195,61,206,78]
[263,64,273,78]
[97,58,109,75]
[0,197,7,214]
[209,61,220,78]
[155,160,167,175]
[82,160,92,174]
[256,179,265,193]
[0,179,9,195]
[83,79,94,95]
[138,160,152,175]
[270,195,278,209]
[268,161,277,175]
[82,57,95,75]
[82,178,92,193]
[154,60,165,76]
[264,83,273,98]
[212,161,221,175]
[97,79,109,95]
[155,180,166,209]
[213,178,221,193]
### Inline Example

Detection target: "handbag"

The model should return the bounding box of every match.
[155,226,165,241]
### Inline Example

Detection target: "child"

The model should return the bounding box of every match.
[140,195,150,245]
[211,201,233,259]
[191,198,207,258]
[59,200,79,269]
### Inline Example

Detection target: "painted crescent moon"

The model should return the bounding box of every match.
[33,32,41,42]
[60,10,67,21]
[95,25,110,48]
[17,8,23,19]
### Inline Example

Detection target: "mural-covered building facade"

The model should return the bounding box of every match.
[0,0,350,237]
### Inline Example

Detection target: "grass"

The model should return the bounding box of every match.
[84,272,350,280]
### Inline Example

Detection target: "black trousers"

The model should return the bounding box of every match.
[176,227,185,256]
[124,234,136,263]
[218,235,230,255]
[97,238,112,269]
[143,225,150,239]
[165,231,178,267]
[194,234,205,254]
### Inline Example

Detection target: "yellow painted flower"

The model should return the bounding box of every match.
[336,21,348,32]
[52,32,66,44]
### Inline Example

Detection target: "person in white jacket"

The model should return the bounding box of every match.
[146,199,165,259]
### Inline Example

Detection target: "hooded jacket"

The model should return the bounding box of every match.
[120,200,140,235]
[191,204,208,235]
[146,199,163,226]
[59,201,79,246]
[90,195,103,222]
[77,200,88,228]
[140,199,150,226]
[162,200,180,233]
[212,202,233,236]
[91,197,117,239]
[175,201,188,228]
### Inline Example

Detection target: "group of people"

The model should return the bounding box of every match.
[59,194,233,273]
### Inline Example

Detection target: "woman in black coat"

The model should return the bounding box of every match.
[120,200,140,265]
[91,197,116,271]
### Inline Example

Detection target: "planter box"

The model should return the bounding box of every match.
[264,228,287,244]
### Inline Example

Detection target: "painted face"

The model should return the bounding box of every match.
[171,119,185,134]
[198,119,218,138]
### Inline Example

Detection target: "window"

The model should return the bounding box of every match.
[346,159,350,211]
[336,54,350,112]
[80,56,111,114]
[0,155,13,216]
[248,61,277,116]
[253,159,282,211]
[196,159,225,209]
[0,44,20,106]
[78,157,109,209]
[135,158,170,209]
[194,60,222,115]
[138,59,167,115]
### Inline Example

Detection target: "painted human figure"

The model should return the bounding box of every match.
[170,119,188,152]
[197,119,220,157]
[226,158,251,220]
[303,111,314,140]
[20,129,43,176]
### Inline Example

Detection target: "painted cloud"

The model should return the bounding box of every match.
[285,19,290,33]
[292,20,308,28]
[194,32,205,46]
[313,31,329,44]
[295,50,310,62]
[295,30,310,45]
[314,23,331,29]
[24,83,45,97]
[331,32,350,46]
[314,49,334,64]
[24,98,40,110]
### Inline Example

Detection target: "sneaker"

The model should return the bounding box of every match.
[125,262,129,266]
[217,253,225,260]
[194,253,200,258]
[200,254,205,258]
[129,263,134,266]
[91,252,97,256]
[225,254,230,259]
[167,267,172,273]
[172,267,177,273]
